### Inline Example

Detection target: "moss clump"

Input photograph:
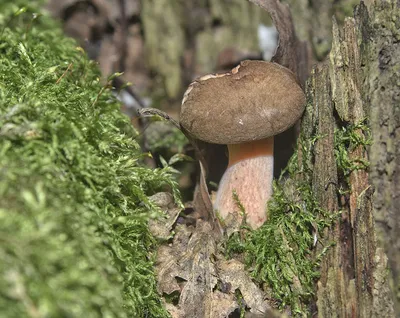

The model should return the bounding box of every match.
[145,121,188,155]
[225,135,337,316]
[0,1,180,317]
[334,118,371,188]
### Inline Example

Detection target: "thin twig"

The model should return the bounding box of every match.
[138,108,180,129]
[92,81,111,107]
[56,63,73,84]
[138,108,207,167]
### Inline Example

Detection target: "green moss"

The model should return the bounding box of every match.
[145,121,188,154]
[224,117,371,315]
[334,118,371,189]
[0,2,180,317]
[234,289,246,318]
[225,134,337,316]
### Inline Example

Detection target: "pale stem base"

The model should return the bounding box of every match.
[214,137,274,229]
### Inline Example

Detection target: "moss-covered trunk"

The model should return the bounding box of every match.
[296,0,398,316]
[0,2,182,317]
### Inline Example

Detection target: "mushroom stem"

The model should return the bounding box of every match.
[227,137,274,167]
[214,137,274,229]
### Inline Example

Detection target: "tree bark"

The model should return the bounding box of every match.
[296,0,398,316]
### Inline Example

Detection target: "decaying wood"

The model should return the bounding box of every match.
[300,1,398,316]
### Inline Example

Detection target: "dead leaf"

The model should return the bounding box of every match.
[245,310,289,318]
[156,244,182,295]
[148,192,181,240]
[222,210,245,237]
[163,303,184,318]
[192,161,223,235]
[218,259,270,315]
[205,290,238,318]
[156,219,273,317]
[156,221,220,317]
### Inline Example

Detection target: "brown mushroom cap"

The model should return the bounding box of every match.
[179,60,306,144]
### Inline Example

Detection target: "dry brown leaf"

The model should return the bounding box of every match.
[148,192,181,240]
[218,259,270,315]
[205,290,238,318]
[222,210,245,237]
[156,220,272,317]
[163,302,184,318]
[156,245,182,295]
[192,161,223,235]
[156,221,220,317]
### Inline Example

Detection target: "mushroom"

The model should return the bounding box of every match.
[180,60,305,229]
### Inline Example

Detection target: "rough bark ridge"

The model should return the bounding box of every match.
[298,1,398,316]
[366,0,400,314]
